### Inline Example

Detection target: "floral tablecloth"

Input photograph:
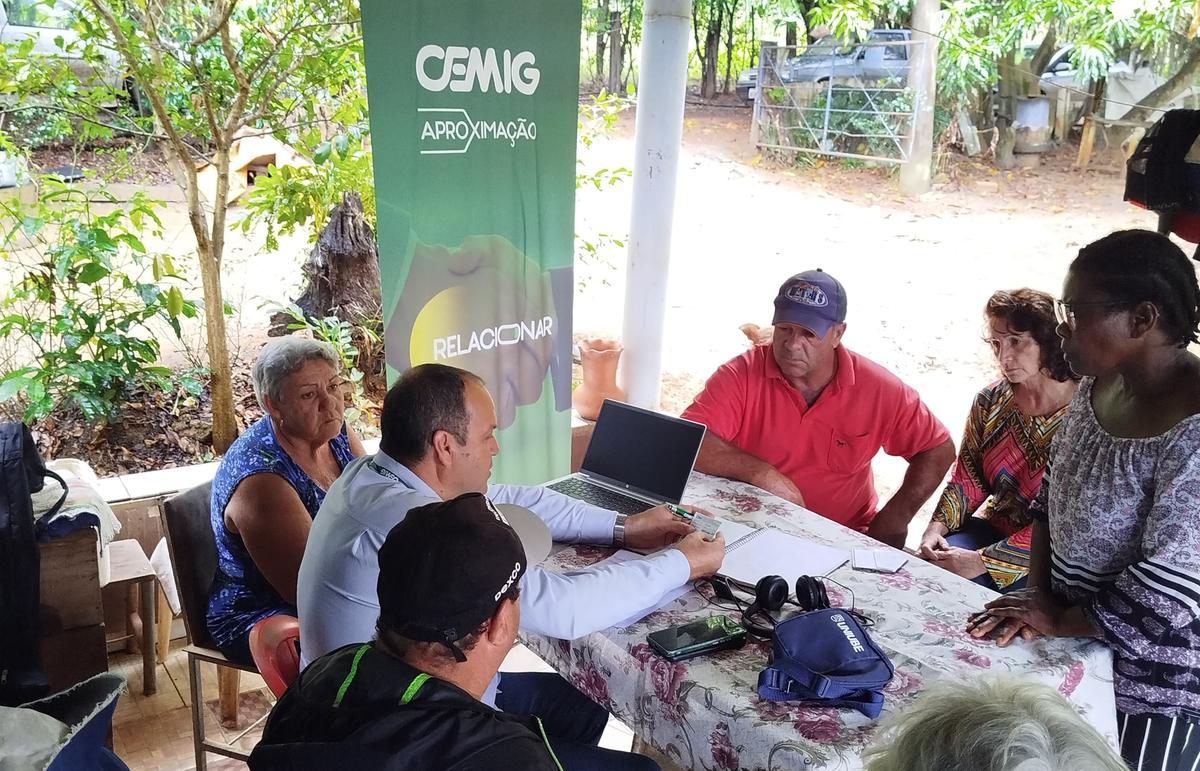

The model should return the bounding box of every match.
[522,472,1117,771]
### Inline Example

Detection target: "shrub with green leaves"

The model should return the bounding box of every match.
[241,126,375,251]
[0,175,197,422]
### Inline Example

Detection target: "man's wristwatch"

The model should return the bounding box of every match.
[612,514,628,548]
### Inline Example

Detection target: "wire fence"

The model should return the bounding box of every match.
[750,39,925,164]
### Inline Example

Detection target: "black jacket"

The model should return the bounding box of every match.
[249,643,560,771]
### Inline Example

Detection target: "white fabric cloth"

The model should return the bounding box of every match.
[0,706,66,770]
[36,461,122,548]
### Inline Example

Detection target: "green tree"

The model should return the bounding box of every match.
[805,0,1198,154]
[1,0,366,451]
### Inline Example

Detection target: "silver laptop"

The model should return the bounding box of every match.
[546,399,706,515]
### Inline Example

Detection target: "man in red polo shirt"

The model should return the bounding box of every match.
[682,270,955,547]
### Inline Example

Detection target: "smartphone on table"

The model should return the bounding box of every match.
[646,614,747,662]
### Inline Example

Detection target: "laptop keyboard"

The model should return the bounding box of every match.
[547,477,650,515]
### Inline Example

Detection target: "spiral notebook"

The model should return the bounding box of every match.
[716,520,850,588]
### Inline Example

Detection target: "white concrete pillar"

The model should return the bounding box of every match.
[618,0,691,409]
[900,0,940,195]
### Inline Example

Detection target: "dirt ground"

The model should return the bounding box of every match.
[24,101,1156,530]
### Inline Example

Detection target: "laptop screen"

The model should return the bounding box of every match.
[580,400,706,504]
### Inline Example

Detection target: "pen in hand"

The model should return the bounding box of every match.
[669,504,694,521]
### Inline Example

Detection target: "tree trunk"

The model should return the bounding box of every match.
[721,0,738,94]
[192,147,236,453]
[269,191,382,333]
[608,10,622,94]
[1120,41,1200,125]
[197,241,238,453]
[785,22,797,48]
[994,49,1018,170]
[596,0,609,84]
[619,2,632,92]
[701,3,722,100]
[1028,29,1057,79]
[900,0,939,195]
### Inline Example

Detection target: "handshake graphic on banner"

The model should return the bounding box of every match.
[385,234,572,430]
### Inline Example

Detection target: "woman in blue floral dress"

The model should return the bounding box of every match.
[207,337,365,664]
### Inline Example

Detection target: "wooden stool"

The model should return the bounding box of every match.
[105,539,157,695]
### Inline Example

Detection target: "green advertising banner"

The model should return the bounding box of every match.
[361,0,580,484]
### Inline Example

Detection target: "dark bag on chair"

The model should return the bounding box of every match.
[0,422,68,706]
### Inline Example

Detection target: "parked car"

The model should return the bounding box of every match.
[737,29,911,103]
[1,0,147,112]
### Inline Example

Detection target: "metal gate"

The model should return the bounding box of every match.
[749,37,924,164]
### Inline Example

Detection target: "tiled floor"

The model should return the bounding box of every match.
[110,641,640,770]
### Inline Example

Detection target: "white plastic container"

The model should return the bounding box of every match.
[0,151,17,188]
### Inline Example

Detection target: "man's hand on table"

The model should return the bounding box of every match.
[623,504,700,550]
[866,515,909,549]
[673,531,726,580]
[749,468,806,508]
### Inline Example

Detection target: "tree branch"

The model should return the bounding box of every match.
[0,103,210,161]
[192,0,240,47]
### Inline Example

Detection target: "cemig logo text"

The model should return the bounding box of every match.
[416,45,540,95]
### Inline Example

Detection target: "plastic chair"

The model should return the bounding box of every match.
[161,482,257,769]
[248,615,301,698]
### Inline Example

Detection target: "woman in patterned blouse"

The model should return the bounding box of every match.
[207,337,366,664]
[969,230,1200,770]
[919,289,1078,591]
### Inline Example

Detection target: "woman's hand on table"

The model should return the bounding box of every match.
[966,587,1067,645]
[918,530,952,561]
[934,547,989,579]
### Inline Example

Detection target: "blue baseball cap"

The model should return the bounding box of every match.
[772,270,848,337]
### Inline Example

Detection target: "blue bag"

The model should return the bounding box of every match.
[756,608,894,718]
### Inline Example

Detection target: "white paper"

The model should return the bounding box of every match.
[719,527,849,587]
[851,547,908,573]
[715,519,756,546]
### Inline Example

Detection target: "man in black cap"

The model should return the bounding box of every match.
[251,493,659,770]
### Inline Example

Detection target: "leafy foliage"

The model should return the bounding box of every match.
[809,0,1197,105]
[0,176,197,421]
[241,126,374,250]
[577,90,633,190]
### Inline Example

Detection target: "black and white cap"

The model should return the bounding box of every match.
[376,492,530,661]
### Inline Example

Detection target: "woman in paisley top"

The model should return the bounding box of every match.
[970,230,1200,770]
[207,337,365,664]
[920,289,1078,591]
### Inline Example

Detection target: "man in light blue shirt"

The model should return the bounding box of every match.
[297,363,725,761]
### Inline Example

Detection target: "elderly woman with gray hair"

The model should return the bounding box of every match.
[862,677,1126,771]
[207,337,365,664]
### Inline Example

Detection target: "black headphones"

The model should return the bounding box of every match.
[741,574,832,638]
